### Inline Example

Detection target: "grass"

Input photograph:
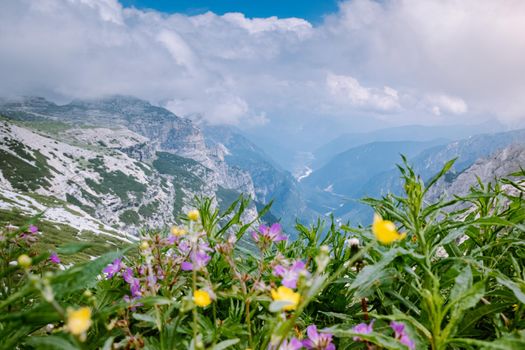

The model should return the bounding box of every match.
[0,139,54,191]
[0,209,128,264]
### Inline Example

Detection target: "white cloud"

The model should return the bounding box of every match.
[427,94,468,116]
[326,73,400,111]
[0,0,524,132]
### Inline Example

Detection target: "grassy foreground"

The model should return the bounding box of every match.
[1,160,525,349]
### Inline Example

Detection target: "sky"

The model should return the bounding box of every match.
[1,0,524,157]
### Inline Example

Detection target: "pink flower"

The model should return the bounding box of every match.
[252,223,287,246]
[49,253,60,264]
[273,260,308,289]
[269,337,303,350]
[302,325,335,350]
[28,225,38,234]
[352,320,375,341]
[390,321,415,349]
[103,258,123,278]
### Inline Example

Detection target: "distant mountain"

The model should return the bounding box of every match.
[425,143,525,203]
[324,128,525,224]
[203,125,314,229]
[312,122,504,169]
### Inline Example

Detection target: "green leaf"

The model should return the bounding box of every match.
[450,265,473,302]
[133,313,157,325]
[210,339,240,350]
[269,301,294,313]
[25,336,78,350]
[496,276,525,303]
[56,242,93,255]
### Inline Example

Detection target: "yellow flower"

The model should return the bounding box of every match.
[271,286,300,311]
[193,289,212,307]
[187,209,200,222]
[17,254,32,268]
[170,225,187,236]
[513,304,519,312]
[139,241,150,250]
[67,307,92,335]
[372,214,406,245]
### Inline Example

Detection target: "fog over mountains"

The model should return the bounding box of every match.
[0,95,524,237]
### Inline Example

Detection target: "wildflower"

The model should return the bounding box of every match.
[122,268,142,298]
[273,260,309,289]
[171,225,186,236]
[352,320,375,341]
[390,321,415,349]
[66,307,92,336]
[271,286,300,311]
[187,209,200,222]
[193,289,212,307]
[302,325,335,350]
[269,338,303,350]
[181,240,212,271]
[49,253,61,264]
[28,225,38,233]
[372,214,406,244]
[103,258,123,278]
[17,254,32,268]
[139,241,150,250]
[252,223,287,245]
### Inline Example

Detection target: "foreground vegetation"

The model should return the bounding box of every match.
[1,159,525,349]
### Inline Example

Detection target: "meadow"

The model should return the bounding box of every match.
[1,159,524,350]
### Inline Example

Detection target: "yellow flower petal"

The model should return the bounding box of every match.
[67,307,92,335]
[193,289,212,307]
[170,226,186,236]
[187,209,200,222]
[271,286,300,311]
[372,214,406,245]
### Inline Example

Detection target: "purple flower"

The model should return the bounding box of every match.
[390,321,415,349]
[269,338,303,350]
[352,320,375,341]
[273,260,309,289]
[400,334,415,349]
[122,268,142,298]
[302,325,335,350]
[103,258,123,278]
[180,240,212,271]
[28,225,38,234]
[390,321,405,337]
[49,253,60,264]
[252,223,287,244]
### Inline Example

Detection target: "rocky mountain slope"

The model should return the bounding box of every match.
[0,96,280,236]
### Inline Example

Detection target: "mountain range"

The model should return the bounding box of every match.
[0,95,523,241]
[0,96,308,240]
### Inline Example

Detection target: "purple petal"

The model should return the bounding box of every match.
[288,338,303,350]
[400,334,415,349]
[273,265,286,277]
[49,253,61,264]
[181,262,193,271]
[269,223,282,235]
[306,325,320,343]
[281,276,298,289]
[28,225,38,233]
[390,321,405,337]
[122,267,134,283]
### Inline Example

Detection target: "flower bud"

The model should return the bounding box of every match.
[139,241,150,250]
[17,254,32,268]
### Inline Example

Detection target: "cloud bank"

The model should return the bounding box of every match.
[0,0,524,128]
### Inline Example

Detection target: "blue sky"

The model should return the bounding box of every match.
[120,0,340,23]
